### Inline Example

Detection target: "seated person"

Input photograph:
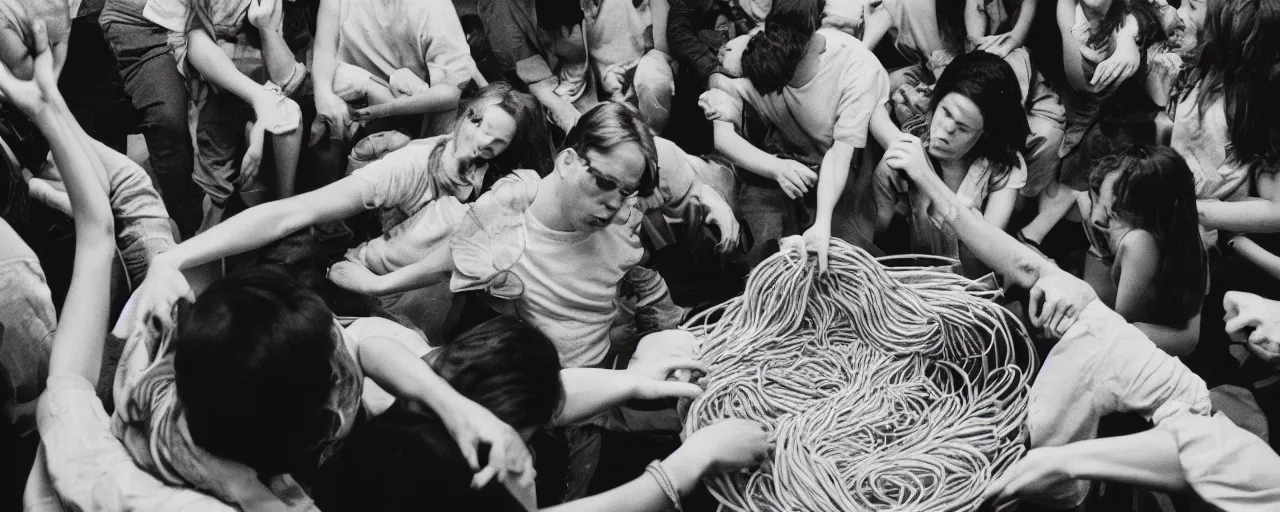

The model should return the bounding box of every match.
[873,51,1028,278]
[861,0,1068,250]
[1082,146,1207,355]
[700,0,894,268]
[477,0,592,132]
[311,0,481,145]
[858,131,1216,508]
[181,0,309,228]
[314,315,770,512]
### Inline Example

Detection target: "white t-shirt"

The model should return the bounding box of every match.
[448,169,646,367]
[712,28,890,158]
[336,0,476,86]
[512,202,644,367]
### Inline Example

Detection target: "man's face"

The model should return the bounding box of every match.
[0,0,72,82]
[556,143,647,233]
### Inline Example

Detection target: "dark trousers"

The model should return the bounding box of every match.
[100,21,202,239]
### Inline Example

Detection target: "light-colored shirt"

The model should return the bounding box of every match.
[1171,85,1250,246]
[448,169,647,367]
[336,0,475,86]
[1161,412,1280,511]
[1027,300,1212,508]
[710,28,890,156]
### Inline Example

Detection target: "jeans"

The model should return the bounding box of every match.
[101,21,202,239]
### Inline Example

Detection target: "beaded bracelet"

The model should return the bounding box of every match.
[645,460,683,511]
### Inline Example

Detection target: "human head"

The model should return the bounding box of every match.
[429,315,564,437]
[310,316,564,512]
[0,0,71,83]
[1194,0,1280,166]
[740,0,825,95]
[453,82,552,186]
[1089,145,1207,319]
[552,102,658,232]
[174,265,360,476]
[925,51,1028,172]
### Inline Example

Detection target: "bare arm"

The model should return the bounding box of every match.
[711,120,781,179]
[982,187,1019,230]
[186,28,270,104]
[156,176,369,270]
[1230,235,1280,280]
[358,85,462,119]
[311,0,341,99]
[1006,0,1038,47]
[861,5,892,50]
[328,245,455,296]
[1058,0,1092,92]
[1199,187,1280,233]
[355,334,533,488]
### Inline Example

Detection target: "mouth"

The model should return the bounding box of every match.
[589,215,611,227]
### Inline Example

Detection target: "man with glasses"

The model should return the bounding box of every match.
[325,102,720,373]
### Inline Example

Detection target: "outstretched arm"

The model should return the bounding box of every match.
[0,24,114,383]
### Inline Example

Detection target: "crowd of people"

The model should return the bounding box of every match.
[2,0,1280,509]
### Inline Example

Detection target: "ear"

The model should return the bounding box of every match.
[554,149,579,178]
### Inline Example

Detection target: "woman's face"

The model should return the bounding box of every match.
[454,104,517,162]
[1080,0,1113,15]
[927,93,985,162]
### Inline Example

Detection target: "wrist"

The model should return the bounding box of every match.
[153,250,185,272]
[663,443,711,492]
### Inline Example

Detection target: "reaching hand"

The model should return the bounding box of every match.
[1224,291,1280,366]
[1091,41,1140,92]
[437,395,535,490]
[1028,269,1097,338]
[0,20,63,116]
[350,105,378,124]
[883,134,932,184]
[116,257,194,338]
[684,419,773,473]
[773,159,817,200]
[626,357,708,401]
[692,184,740,254]
[982,446,1074,507]
[801,223,832,273]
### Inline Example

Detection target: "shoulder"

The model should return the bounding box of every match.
[1117,230,1160,268]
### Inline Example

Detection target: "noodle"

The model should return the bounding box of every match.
[682,239,1036,512]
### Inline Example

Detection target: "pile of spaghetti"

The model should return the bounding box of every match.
[682,239,1036,512]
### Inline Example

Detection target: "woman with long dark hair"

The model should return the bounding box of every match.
[1085,146,1208,355]
[874,51,1030,277]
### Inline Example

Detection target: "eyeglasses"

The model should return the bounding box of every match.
[578,155,655,198]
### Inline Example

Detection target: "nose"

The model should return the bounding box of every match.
[602,192,624,212]
[939,117,956,134]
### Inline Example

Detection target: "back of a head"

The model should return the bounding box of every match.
[174,265,351,476]
[561,102,659,197]
[433,315,564,429]
[741,0,825,97]
[311,402,527,512]
[1091,146,1207,319]
[931,51,1029,171]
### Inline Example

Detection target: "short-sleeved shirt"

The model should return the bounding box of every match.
[336,0,476,86]
[448,169,646,367]
[880,0,1012,65]
[711,28,890,157]
[350,136,480,227]
[1027,300,1212,508]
